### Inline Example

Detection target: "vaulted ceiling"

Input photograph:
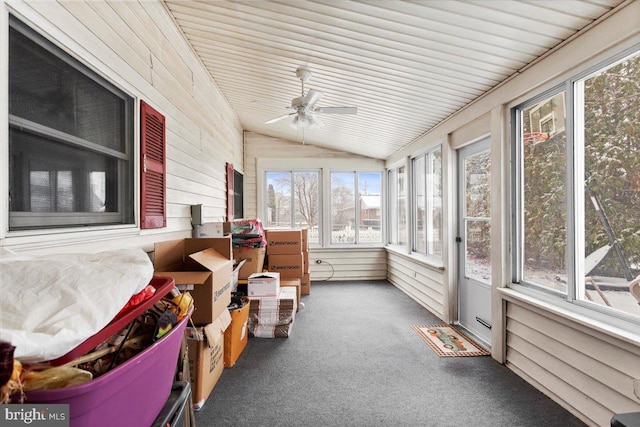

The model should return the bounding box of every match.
[163,0,625,159]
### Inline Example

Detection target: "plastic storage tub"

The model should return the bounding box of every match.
[151,381,191,427]
[21,306,191,427]
[49,276,176,366]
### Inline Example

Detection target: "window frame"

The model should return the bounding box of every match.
[510,44,640,329]
[7,15,135,232]
[328,170,383,246]
[411,145,443,260]
[234,169,243,220]
[263,169,322,244]
[386,162,407,248]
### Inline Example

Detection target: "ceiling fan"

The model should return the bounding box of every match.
[265,66,357,130]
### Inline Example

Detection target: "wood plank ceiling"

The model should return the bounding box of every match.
[163,0,625,159]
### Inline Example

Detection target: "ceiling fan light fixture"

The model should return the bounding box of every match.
[289,113,323,130]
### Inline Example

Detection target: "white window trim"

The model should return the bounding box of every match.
[2,11,142,250]
[327,170,384,247]
[510,43,640,328]
[410,144,443,259]
[257,157,384,249]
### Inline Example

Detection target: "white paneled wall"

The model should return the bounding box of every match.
[505,297,640,426]
[3,0,243,253]
[310,249,387,282]
[387,251,446,321]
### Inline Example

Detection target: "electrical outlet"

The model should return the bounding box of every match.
[315,259,322,264]
[634,379,640,399]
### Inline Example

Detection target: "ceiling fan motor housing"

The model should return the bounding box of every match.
[296,66,312,82]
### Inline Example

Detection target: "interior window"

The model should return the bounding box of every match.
[8,16,133,230]
[330,171,382,245]
[513,47,640,322]
[412,146,443,258]
[265,170,320,244]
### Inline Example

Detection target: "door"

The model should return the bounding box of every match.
[457,138,492,346]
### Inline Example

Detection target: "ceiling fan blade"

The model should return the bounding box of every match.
[265,112,296,124]
[302,89,323,107]
[314,107,358,115]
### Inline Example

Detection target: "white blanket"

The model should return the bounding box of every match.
[0,248,154,363]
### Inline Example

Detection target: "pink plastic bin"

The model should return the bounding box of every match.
[22,308,191,427]
[49,276,176,366]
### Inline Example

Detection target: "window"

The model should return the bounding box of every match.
[412,146,443,257]
[516,90,568,294]
[234,170,244,219]
[513,47,640,322]
[265,171,319,244]
[330,172,382,244]
[8,17,134,230]
[387,166,407,246]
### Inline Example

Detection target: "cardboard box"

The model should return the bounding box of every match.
[224,300,250,368]
[154,238,233,325]
[301,228,309,251]
[248,286,297,338]
[303,251,309,273]
[248,272,280,297]
[301,273,310,295]
[280,278,301,311]
[186,309,231,410]
[198,222,231,237]
[268,253,304,279]
[234,246,266,280]
[265,229,302,255]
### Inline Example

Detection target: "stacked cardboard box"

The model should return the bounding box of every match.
[248,286,297,338]
[265,229,303,279]
[301,229,310,295]
[154,237,234,411]
[280,278,301,311]
[185,310,230,410]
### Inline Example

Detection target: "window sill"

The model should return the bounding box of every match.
[499,286,640,347]
[3,225,141,253]
[385,245,445,272]
[311,245,385,251]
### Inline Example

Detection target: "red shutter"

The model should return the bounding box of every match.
[226,162,234,221]
[140,100,166,229]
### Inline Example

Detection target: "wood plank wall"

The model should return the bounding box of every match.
[5,0,243,253]
[505,299,640,426]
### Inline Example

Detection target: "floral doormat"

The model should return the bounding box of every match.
[412,324,490,357]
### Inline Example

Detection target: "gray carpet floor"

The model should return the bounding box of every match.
[195,280,586,427]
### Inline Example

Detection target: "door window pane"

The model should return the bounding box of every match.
[463,149,491,283]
